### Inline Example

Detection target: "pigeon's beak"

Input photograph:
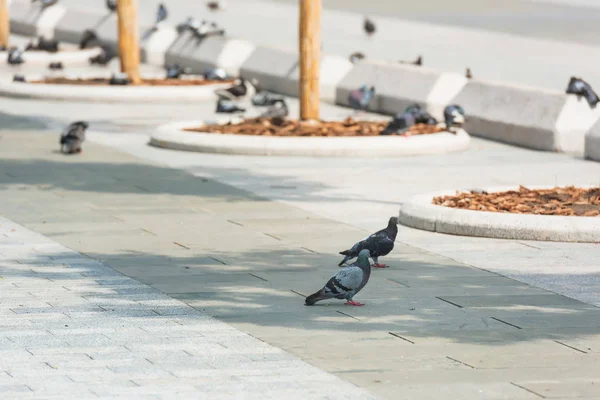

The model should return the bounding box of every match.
[453,112,465,124]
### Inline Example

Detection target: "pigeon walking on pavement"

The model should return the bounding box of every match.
[48,61,63,70]
[106,0,116,12]
[109,72,130,85]
[79,30,99,49]
[259,99,288,118]
[60,121,88,154]
[7,48,24,65]
[203,67,229,81]
[363,17,376,36]
[252,91,284,106]
[339,217,399,268]
[348,85,375,113]
[26,37,59,52]
[155,3,168,28]
[566,77,600,108]
[215,78,260,100]
[444,105,466,131]
[466,68,473,79]
[306,250,372,306]
[216,98,246,114]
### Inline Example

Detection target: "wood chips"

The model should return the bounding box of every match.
[432,186,600,217]
[186,118,445,137]
[29,77,234,86]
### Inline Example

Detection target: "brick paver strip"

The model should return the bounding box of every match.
[2,132,600,399]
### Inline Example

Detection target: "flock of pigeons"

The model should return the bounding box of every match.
[306,216,399,306]
[213,78,290,118]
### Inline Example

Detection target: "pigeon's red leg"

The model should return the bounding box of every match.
[373,263,389,269]
[345,300,365,306]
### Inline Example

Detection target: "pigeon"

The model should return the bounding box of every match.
[399,55,422,66]
[106,0,116,12]
[13,74,26,82]
[79,30,99,49]
[89,46,116,65]
[48,61,63,70]
[251,91,284,106]
[215,78,260,100]
[60,121,88,154]
[165,64,191,79]
[339,216,399,268]
[259,99,289,118]
[207,0,225,11]
[306,249,372,306]
[348,85,375,112]
[444,104,466,131]
[349,52,365,64]
[466,67,473,79]
[32,0,58,8]
[380,104,436,135]
[203,67,229,81]
[109,72,130,85]
[7,48,24,65]
[216,98,246,114]
[26,36,59,52]
[566,77,600,108]
[363,17,376,36]
[155,3,168,27]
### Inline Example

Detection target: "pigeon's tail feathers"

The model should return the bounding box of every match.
[305,289,327,306]
[339,249,351,256]
[338,255,349,267]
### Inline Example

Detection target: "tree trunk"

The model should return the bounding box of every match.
[299,0,321,121]
[116,0,141,85]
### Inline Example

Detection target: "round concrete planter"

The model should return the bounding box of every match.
[1,47,103,65]
[399,186,600,242]
[149,119,471,157]
[0,74,231,103]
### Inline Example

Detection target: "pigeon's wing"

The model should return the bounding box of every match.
[323,266,363,298]
[375,236,395,257]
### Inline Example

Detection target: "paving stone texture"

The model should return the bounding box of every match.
[1,131,600,399]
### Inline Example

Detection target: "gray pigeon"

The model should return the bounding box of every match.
[444,105,466,131]
[251,91,284,106]
[106,0,116,12]
[259,100,288,118]
[305,250,372,306]
[348,85,375,112]
[203,67,229,81]
[60,121,88,154]
[339,217,398,268]
[7,48,24,65]
[155,3,168,27]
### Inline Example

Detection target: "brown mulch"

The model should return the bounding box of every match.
[185,118,445,137]
[432,185,600,217]
[29,77,234,86]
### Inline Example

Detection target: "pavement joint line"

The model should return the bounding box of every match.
[263,233,282,241]
[387,278,410,288]
[553,340,588,354]
[227,219,244,227]
[209,256,227,265]
[133,185,151,193]
[510,382,546,398]
[435,296,463,308]
[490,317,522,330]
[388,332,415,344]
[173,242,190,250]
[446,356,475,369]
[517,241,542,250]
[248,273,268,282]
[336,310,360,321]
[290,289,306,298]
[300,246,319,254]
[140,228,157,236]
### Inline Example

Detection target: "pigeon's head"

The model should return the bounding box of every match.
[71,121,89,130]
[405,103,422,115]
[357,249,371,263]
[388,216,399,226]
[444,105,466,127]
[368,86,376,95]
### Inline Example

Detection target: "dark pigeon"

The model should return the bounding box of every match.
[216,99,246,114]
[48,61,63,70]
[60,121,88,154]
[109,72,130,86]
[380,112,416,135]
[7,48,24,65]
[339,216,399,268]
[89,46,116,65]
[444,104,466,131]
[348,85,375,112]
[79,30,99,49]
[165,64,191,79]
[13,74,26,82]
[306,250,372,306]
[349,52,365,64]
[259,100,289,118]
[215,78,260,100]
[106,0,116,12]
[363,17,376,36]
[26,37,59,52]
[203,67,229,81]
[466,67,473,79]
[566,77,600,108]
[207,1,225,11]
[399,55,422,66]
[251,91,284,106]
[156,3,168,27]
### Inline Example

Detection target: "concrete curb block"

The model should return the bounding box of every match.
[585,119,600,161]
[0,77,231,103]
[0,47,102,65]
[148,120,471,157]
[399,186,600,242]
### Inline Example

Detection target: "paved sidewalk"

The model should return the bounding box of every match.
[2,132,600,399]
[0,216,375,399]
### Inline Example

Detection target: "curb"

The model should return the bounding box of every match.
[6,0,600,159]
[148,120,471,157]
[1,47,102,65]
[398,186,600,243]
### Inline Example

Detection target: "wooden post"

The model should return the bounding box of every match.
[116,0,141,85]
[0,0,9,49]
[299,0,321,121]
